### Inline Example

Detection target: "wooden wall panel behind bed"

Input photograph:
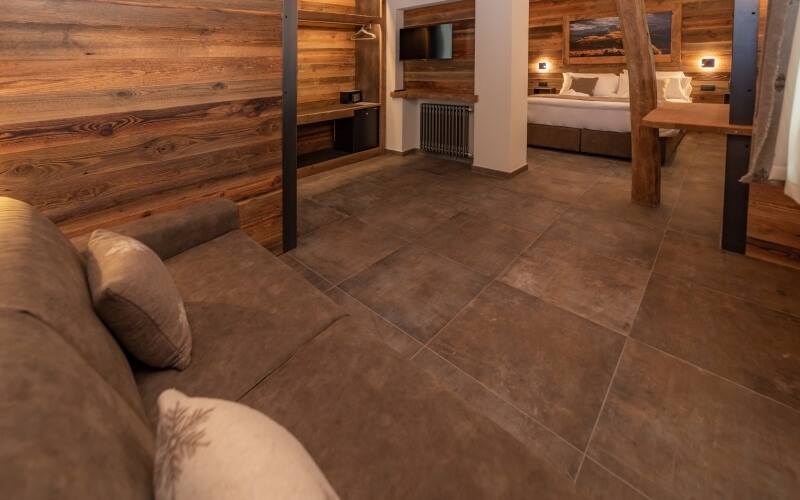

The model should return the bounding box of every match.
[528,0,768,104]
[0,0,285,251]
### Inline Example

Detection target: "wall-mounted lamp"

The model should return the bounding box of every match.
[700,57,716,69]
[538,61,548,72]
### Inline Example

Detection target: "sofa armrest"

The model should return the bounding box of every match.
[71,199,240,260]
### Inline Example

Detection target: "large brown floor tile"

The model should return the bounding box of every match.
[278,253,333,292]
[631,274,800,409]
[340,244,490,342]
[546,208,664,269]
[588,340,800,499]
[501,237,651,334]
[292,217,405,284]
[501,165,599,203]
[654,230,800,317]
[411,177,483,211]
[356,195,459,240]
[413,347,584,479]
[466,188,570,234]
[307,180,393,216]
[297,169,354,198]
[406,155,468,176]
[668,185,723,242]
[576,459,648,500]
[297,197,348,235]
[415,212,537,277]
[326,287,422,359]
[359,164,441,192]
[573,177,679,229]
[429,282,625,449]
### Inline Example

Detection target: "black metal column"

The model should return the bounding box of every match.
[282,0,298,252]
[721,0,759,253]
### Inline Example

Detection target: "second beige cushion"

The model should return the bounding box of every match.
[86,229,192,370]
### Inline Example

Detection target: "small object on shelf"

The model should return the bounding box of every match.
[538,81,548,87]
[340,90,362,104]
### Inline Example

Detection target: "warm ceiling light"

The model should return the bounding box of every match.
[538,61,548,71]
[700,57,716,69]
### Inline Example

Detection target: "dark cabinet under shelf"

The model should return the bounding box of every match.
[334,107,379,153]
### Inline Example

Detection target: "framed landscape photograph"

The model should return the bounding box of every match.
[564,5,681,64]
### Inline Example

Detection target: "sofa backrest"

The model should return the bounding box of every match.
[0,197,147,419]
[0,310,155,499]
[0,197,155,497]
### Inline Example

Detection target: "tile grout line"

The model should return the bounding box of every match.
[578,454,655,500]
[330,285,426,357]
[649,261,800,321]
[573,337,629,485]
[574,195,677,485]
[418,201,560,350]
[627,336,800,415]
[413,345,588,476]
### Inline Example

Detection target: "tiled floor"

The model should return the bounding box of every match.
[287,133,800,499]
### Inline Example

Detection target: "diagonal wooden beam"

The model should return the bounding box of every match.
[615,0,661,207]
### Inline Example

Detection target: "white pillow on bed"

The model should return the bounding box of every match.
[665,77,693,100]
[616,71,692,100]
[560,72,620,97]
[656,70,686,79]
[617,72,630,97]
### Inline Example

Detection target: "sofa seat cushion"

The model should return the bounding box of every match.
[0,311,155,500]
[240,317,582,499]
[0,197,147,422]
[134,230,346,425]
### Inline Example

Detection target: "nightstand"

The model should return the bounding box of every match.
[533,87,557,95]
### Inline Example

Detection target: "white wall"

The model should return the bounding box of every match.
[385,0,529,172]
[385,0,437,153]
[472,0,529,173]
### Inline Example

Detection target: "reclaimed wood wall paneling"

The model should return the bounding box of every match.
[402,0,476,97]
[527,0,762,104]
[0,0,285,248]
[296,0,357,157]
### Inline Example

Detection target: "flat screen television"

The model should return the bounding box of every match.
[399,23,453,61]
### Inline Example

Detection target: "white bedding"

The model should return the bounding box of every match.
[527,95,688,137]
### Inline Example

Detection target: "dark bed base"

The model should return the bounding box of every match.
[526,123,685,165]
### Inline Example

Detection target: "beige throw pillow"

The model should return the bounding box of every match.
[86,229,191,370]
[569,77,599,96]
[154,389,340,500]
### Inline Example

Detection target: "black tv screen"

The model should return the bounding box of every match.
[399,23,453,60]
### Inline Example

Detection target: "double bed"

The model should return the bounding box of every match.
[527,71,690,164]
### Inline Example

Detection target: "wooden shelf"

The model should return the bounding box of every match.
[297,102,381,126]
[298,10,381,27]
[298,146,384,179]
[391,90,479,103]
[642,102,752,136]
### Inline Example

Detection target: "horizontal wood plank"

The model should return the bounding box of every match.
[0,0,284,249]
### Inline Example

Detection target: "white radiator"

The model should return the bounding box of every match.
[420,103,472,158]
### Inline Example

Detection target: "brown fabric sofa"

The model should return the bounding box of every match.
[0,196,582,499]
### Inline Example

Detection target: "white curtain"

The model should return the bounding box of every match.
[744,0,800,204]
[768,10,800,203]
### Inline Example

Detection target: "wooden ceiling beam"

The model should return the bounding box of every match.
[615,0,661,207]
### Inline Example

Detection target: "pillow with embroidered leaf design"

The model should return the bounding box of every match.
[154,389,340,500]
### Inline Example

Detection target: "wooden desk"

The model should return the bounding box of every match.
[297,102,380,126]
[642,102,753,136]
